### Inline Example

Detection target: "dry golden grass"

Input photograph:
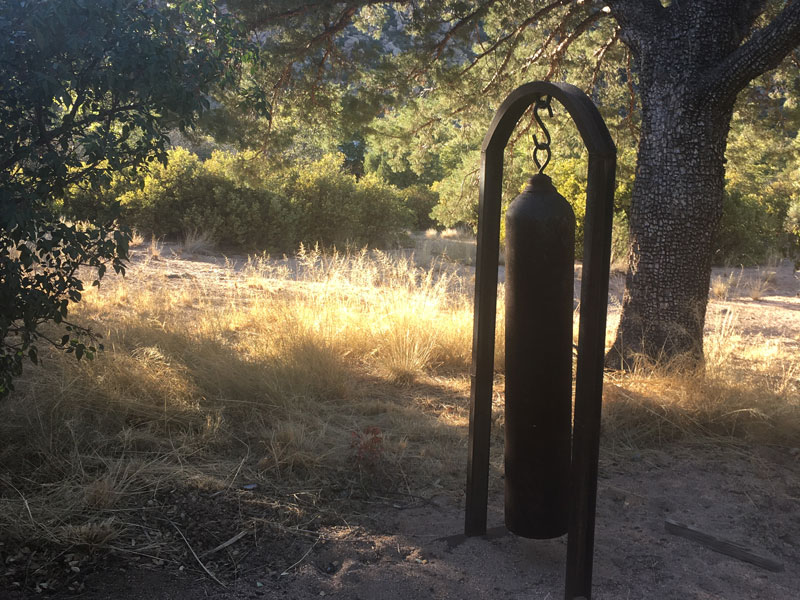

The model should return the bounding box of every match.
[0,247,480,552]
[742,268,776,300]
[602,307,799,450]
[179,229,216,256]
[710,272,737,300]
[0,246,797,558]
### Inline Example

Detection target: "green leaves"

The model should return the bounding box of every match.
[1,0,258,398]
[115,148,412,252]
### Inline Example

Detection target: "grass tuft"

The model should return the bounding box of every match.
[180,229,216,256]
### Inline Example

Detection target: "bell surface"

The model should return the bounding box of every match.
[504,173,576,539]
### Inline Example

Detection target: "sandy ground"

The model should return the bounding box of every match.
[5,250,799,599]
[66,443,799,600]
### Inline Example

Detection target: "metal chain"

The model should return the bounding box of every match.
[532,95,553,173]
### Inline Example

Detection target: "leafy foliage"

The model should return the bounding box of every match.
[119,149,278,249]
[118,149,413,251]
[786,198,800,255]
[717,111,800,264]
[0,0,258,397]
[223,1,798,271]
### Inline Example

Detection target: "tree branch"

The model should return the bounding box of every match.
[253,2,322,25]
[588,26,621,92]
[432,0,500,60]
[544,10,603,80]
[250,0,407,29]
[300,5,359,52]
[517,2,587,76]
[700,0,800,107]
[461,0,572,78]
[623,48,639,136]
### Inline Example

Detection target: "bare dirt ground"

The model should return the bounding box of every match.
[64,443,800,600]
[5,250,799,600]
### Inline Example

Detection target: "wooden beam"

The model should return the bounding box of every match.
[664,518,784,573]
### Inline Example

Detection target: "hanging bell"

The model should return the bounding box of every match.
[504,173,575,539]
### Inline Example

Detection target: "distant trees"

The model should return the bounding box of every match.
[0,0,258,397]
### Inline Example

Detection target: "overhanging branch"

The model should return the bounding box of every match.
[700,0,800,106]
[588,26,621,91]
[461,0,573,78]
[544,10,603,80]
[432,0,500,60]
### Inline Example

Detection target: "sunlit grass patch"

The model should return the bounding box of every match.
[603,308,799,449]
[1,246,797,573]
[0,247,481,555]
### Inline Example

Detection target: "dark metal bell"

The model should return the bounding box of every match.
[504,172,575,539]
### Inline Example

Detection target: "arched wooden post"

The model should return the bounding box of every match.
[464,81,616,600]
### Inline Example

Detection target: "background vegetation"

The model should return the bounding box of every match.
[65,150,418,252]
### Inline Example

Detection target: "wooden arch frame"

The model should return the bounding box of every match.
[464,81,616,600]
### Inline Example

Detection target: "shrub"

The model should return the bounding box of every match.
[400,185,439,231]
[105,150,412,252]
[714,190,785,265]
[785,198,800,256]
[282,156,412,249]
[120,148,287,251]
[61,168,143,223]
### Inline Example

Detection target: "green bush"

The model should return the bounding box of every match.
[61,168,142,223]
[120,148,280,250]
[281,155,412,248]
[785,198,800,257]
[713,190,785,265]
[400,184,439,230]
[100,150,412,252]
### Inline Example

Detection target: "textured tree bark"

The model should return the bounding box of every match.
[606,93,732,368]
[605,0,800,369]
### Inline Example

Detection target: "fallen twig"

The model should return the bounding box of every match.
[281,537,321,576]
[169,521,227,587]
[201,530,249,557]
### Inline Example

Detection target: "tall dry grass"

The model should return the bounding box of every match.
[0,245,797,560]
[602,307,800,449]
[0,247,483,553]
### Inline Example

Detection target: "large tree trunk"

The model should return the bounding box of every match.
[604,0,800,369]
[606,88,733,369]
[604,1,743,369]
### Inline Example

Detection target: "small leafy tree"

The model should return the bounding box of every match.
[0,0,260,397]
